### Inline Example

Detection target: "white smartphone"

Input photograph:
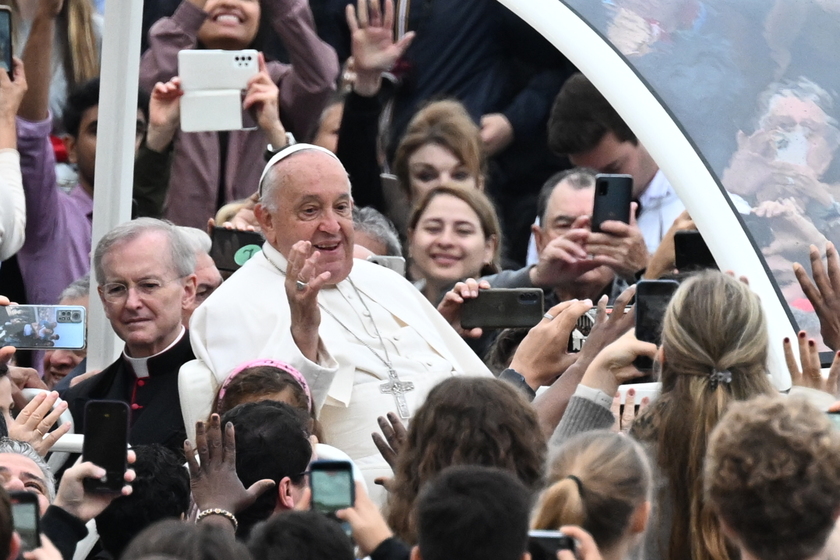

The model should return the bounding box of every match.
[178,49,259,91]
[178,49,259,132]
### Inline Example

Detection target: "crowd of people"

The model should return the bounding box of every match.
[0,0,838,559]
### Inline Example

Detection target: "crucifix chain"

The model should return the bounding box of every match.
[266,251,416,419]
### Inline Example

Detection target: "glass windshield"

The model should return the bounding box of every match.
[561,0,840,348]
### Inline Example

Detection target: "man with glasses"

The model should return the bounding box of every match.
[64,218,197,452]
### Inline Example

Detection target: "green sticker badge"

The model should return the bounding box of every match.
[234,245,262,267]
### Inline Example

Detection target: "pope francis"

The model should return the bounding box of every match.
[179,144,491,497]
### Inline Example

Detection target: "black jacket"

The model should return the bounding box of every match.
[64,333,194,454]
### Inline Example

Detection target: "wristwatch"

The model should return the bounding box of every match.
[263,132,297,161]
[499,368,537,401]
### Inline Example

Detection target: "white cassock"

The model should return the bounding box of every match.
[180,242,492,500]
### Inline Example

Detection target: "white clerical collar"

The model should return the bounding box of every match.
[122,326,186,378]
[639,169,674,204]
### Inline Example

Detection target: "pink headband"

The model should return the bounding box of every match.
[218,359,312,410]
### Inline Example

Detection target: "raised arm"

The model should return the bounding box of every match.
[264,0,340,139]
[335,0,413,210]
[0,59,28,260]
[139,0,208,90]
[18,0,62,122]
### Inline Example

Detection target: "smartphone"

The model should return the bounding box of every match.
[179,49,259,132]
[674,230,717,272]
[309,460,355,514]
[827,412,840,431]
[209,227,264,273]
[591,174,633,233]
[633,279,680,373]
[178,49,259,91]
[82,401,129,493]
[0,6,11,77]
[10,492,40,552]
[461,289,544,330]
[528,530,575,560]
[0,305,86,350]
[367,255,406,276]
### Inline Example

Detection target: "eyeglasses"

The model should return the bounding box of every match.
[100,276,185,303]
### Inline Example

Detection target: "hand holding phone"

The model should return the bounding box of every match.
[591,174,633,233]
[460,288,544,329]
[10,491,41,553]
[0,6,12,77]
[528,530,575,560]
[633,280,680,374]
[0,305,86,350]
[309,460,355,514]
[53,449,137,523]
[82,401,129,493]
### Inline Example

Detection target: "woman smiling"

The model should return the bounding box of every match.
[407,185,501,304]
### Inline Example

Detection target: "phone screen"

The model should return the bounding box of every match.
[10,494,41,552]
[0,8,11,75]
[674,230,717,272]
[827,412,840,431]
[0,305,86,350]
[310,462,354,514]
[634,280,680,371]
[82,401,129,493]
[209,227,264,273]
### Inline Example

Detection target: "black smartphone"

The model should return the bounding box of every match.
[10,492,41,552]
[209,227,264,273]
[633,279,680,374]
[82,400,129,493]
[309,460,355,514]
[674,230,717,272]
[0,6,11,77]
[528,530,575,560]
[0,304,86,350]
[461,289,544,330]
[591,174,633,233]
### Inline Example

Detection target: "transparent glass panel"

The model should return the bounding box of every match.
[561,0,840,349]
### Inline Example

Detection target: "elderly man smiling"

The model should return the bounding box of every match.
[182,144,491,495]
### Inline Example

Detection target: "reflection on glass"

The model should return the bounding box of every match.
[562,0,840,348]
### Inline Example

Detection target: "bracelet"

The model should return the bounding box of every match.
[196,508,238,532]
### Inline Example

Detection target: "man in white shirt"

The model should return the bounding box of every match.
[548,73,684,255]
[181,145,490,497]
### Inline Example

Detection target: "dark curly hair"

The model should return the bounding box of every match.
[385,377,546,544]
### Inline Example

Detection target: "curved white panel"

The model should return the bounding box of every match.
[497,0,794,389]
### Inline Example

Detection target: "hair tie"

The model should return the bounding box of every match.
[708,369,732,391]
[565,474,584,496]
[218,359,312,410]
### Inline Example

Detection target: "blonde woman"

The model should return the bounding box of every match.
[552,271,776,560]
[533,430,652,560]
[4,0,100,129]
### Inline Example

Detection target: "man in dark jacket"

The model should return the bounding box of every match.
[65,218,197,452]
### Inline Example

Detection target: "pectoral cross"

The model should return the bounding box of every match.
[380,369,415,419]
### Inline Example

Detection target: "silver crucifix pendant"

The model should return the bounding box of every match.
[380,377,415,419]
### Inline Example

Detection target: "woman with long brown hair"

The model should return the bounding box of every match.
[385,376,546,545]
[552,271,776,560]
